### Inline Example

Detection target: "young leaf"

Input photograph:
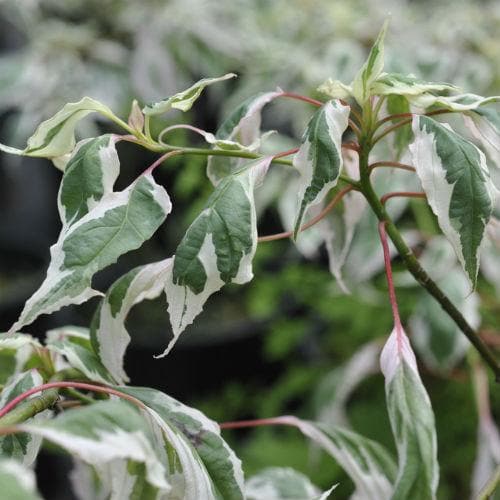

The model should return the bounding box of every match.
[386,95,413,159]
[380,326,439,499]
[90,259,173,384]
[163,156,272,356]
[317,79,353,100]
[270,416,396,499]
[9,172,172,334]
[0,97,121,159]
[351,20,389,104]
[0,459,42,500]
[245,467,336,500]
[293,100,350,238]
[58,135,120,227]
[121,386,245,500]
[206,90,281,185]
[464,107,500,169]
[0,370,47,466]
[409,116,497,288]
[371,73,456,97]
[142,73,237,115]
[45,326,115,385]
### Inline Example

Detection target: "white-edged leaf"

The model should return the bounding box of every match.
[45,326,115,385]
[121,386,245,500]
[351,20,388,104]
[317,79,352,100]
[245,467,336,500]
[9,172,172,334]
[380,325,439,499]
[58,135,120,227]
[409,92,500,112]
[464,107,500,169]
[143,73,237,115]
[207,90,282,185]
[0,370,47,466]
[20,400,171,496]
[409,116,497,288]
[293,100,350,238]
[0,459,42,500]
[163,156,272,356]
[90,259,173,384]
[0,334,41,385]
[371,73,457,97]
[267,416,396,500]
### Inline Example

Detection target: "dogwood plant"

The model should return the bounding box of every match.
[0,23,499,499]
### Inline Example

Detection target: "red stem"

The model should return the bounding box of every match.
[0,382,145,419]
[273,147,299,160]
[369,161,415,173]
[380,191,426,206]
[143,150,184,176]
[279,92,323,107]
[378,221,403,333]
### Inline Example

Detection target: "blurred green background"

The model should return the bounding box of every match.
[0,1,499,498]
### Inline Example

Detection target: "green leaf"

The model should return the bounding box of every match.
[386,95,413,159]
[207,90,281,185]
[9,172,172,334]
[293,100,350,238]
[351,20,389,104]
[269,416,396,499]
[121,386,245,500]
[45,326,115,385]
[90,259,172,384]
[20,400,171,496]
[245,467,336,500]
[380,325,439,499]
[0,334,41,385]
[143,73,236,115]
[0,370,47,466]
[371,73,457,97]
[409,116,497,288]
[0,459,42,500]
[163,156,272,355]
[0,97,121,159]
[58,135,119,226]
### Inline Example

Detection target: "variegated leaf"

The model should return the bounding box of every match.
[0,459,42,500]
[45,326,114,385]
[163,156,272,356]
[371,73,456,97]
[245,467,336,500]
[0,370,47,466]
[464,107,500,169]
[121,386,245,500]
[58,135,119,227]
[0,97,121,159]
[317,79,352,100]
[90,259,172,384]
[351,20,388,104]
[293,100,350,238]
[380,325,439,499]
[409,116,497,288]
[143,73,236,115]
[268,416,396,500]
[409,92,500,111]
[207,90,282,185]
[386,95,413,159]
[9,172,172,334]
[0,334,41,385]
[20,400,171,496]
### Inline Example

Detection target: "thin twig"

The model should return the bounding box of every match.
[380,191,426,205]
[369,161,415,173]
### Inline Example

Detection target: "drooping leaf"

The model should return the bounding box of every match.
[267,416,396,499]
[0,97,121,159]
[9,172,172,334]
[371,73,456,97]
[351,20,389,104]
[464,107,500,169]
[0,459,42,500]
[121,386,245,500]
[380,325,439,499]
[0,370,47,466]
[45,326,115,385]
[142,73,236,115]
[163,156,272,356]
[386,95,413,159]
[409,116,497,288]
[90,259,172,384]
[293,100,350,238]
[20,400,171,495]
[409,92,500,111]
[245,467,336,500]
[58,135,120,226]
[207,90,282,185]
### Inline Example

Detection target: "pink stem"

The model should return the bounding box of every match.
[158,124,213,145]
[220,415,296,430]
[143,150,183,176]
[273,147,299,159]
[380,191,426,205]
[378,221,403,333]
[278,92,323,107]
[0,382,145,419]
